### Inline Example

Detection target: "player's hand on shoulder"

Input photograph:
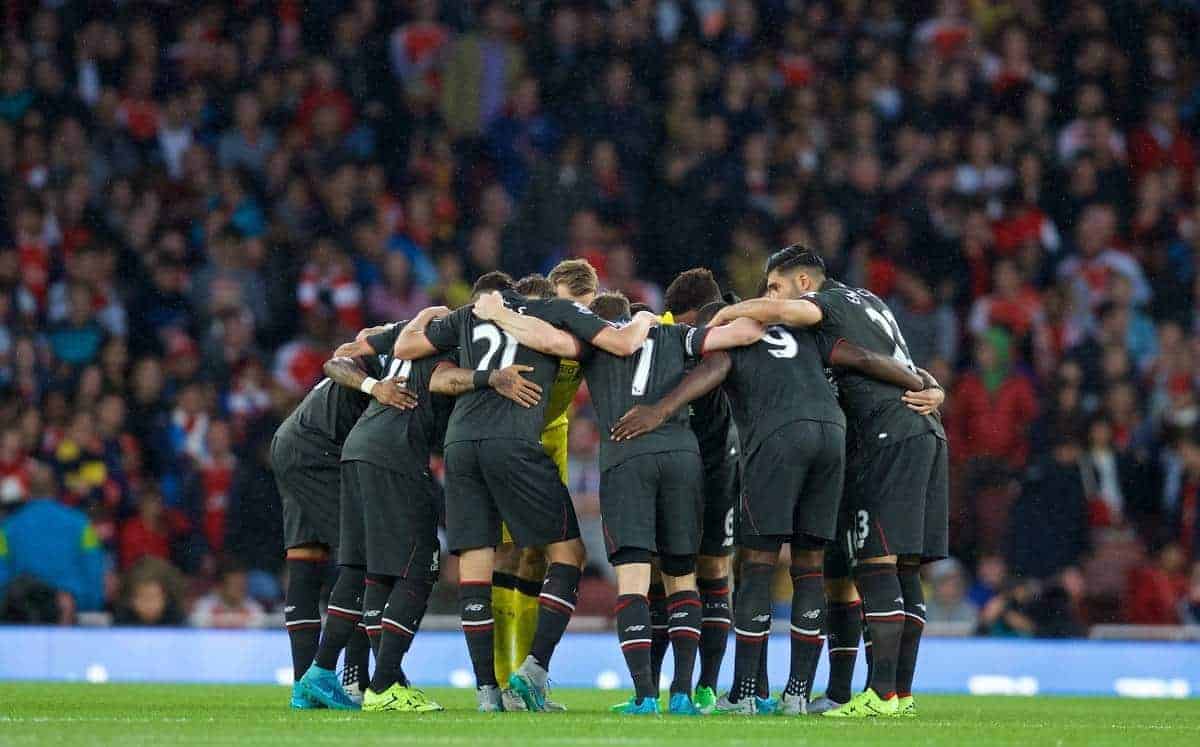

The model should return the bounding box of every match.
[472,291,505,320]
[491,364,542,408]
[611,404,667,441]
[354,322,394,342]
[633,310,660,327]
[332,341,367,359]
[373,378,420,410]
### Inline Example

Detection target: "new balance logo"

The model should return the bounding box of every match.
[916,603,927,611]
[670,611,689,620]
[894,597,904,604]
[752,614,771,623]
[284,606,295,613]
[878,433,889,439]
[801,609,820,620]
[625,625,646,633]
[466,603,485,613]
[366,609,382,617]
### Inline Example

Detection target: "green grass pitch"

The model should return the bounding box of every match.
[1,684,1199,746]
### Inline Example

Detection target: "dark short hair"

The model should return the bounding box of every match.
[471,271,514,298]
[765,244,826,277]
[514,273,554,299]
[664,268,722,314]
[590,291,631,322]
[629,302,654,315]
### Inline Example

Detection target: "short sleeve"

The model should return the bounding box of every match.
[532,297,610,342]
[803,290,844,331]
[366,323,402,355]
[424,307,466,351]
[685,325,711,358]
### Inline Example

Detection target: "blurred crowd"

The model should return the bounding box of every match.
[2,0,1200,633]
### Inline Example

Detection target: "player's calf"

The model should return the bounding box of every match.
[783,559,825,714]
[370,574,432,694]
[729,558,774,704]
[696,555,732,706]
[283,548,327,685]
[853,560,903,701]
[661,554,701,702]
[896,559,925,706]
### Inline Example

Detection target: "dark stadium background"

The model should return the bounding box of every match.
[0,0,1198,644]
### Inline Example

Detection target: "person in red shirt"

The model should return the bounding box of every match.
[1129,96,1196,192]
[118,489,173,570]
[197,420,236,557]
[967,259,1045,345]
[1126,543,1189,625]
[949,327,1039,471]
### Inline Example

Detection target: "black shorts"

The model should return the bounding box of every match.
[338,459,442,581]
[833,432,950,567]
[599,451,704,561]
[699,450,739,557]
[272,430,341,551]
[740,421,844,544]
[444,439,580,553]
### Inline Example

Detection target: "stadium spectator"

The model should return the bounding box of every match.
[1008,434,1091,581]
[925,559,980,625]
[189,560,266,629]
[0,463,105,617]
[113,557,186,627]
[1,0,1199,632]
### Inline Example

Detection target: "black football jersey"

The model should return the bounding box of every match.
[807,279,944,447]
[340,322,455,470]
[581,322,700,472]
[689,375,740,471]
[699,323,846,460]
[425,291,591,445]
[290,325,401,452]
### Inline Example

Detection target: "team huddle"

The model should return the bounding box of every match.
[271,247,948,718]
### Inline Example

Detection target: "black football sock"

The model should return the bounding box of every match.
[697,575,731,689]
[731,562,773,703]
[460,581,497,687]
[855,563,903,699]
[785,566,825,698]
[648,582,668,685]
[370,575,433,693]
[756,634,771,700]
[863,612,874,689]
[896,565,926,698]
[346,622,371,692]
[284,558,325,680]
[362,574,394,658]
[616,593,657,701]
[314,565,365,671]
[529,563,580,670]
[667,590,701,696]
[824,599,862,703]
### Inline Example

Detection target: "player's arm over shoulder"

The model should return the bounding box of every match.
[588,309,657,356]
[711,297,823,328]
[827,338,924,391]
[692,317,765,355]
[394,305,456,359]
[487,296,583,359]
